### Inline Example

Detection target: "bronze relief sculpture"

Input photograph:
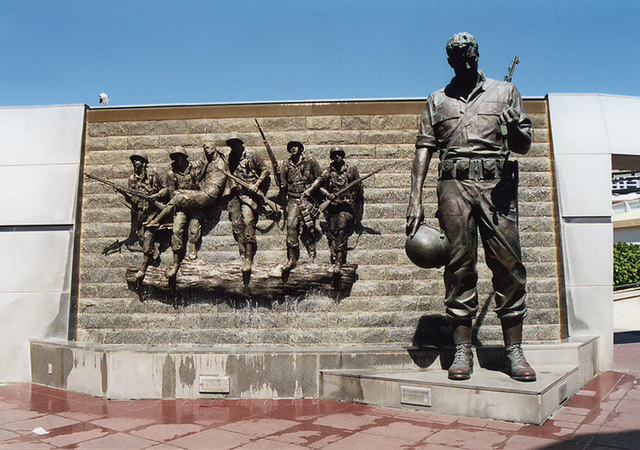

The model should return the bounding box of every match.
[90,131,363,299]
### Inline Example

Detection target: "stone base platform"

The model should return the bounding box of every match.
[30,336,598,424]
[321,364,577,425]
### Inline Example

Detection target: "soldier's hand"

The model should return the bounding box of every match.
[249,182,260,194]
[500,107,519,127]
[302,189,312,198]
[406,202,424,238]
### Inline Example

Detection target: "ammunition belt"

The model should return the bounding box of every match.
[438,158,504,181]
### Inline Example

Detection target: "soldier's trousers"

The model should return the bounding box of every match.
[136,212,157,258]
[325,205,354,264]
[171,211,201,253]
[228,197,257,245]
[286,199,315,249]
[437,178,527,323]
[138,228,156,258]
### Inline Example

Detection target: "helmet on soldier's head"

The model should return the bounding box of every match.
[329,146,345,159]
[169,146,188,159]
[130,151,149,163]
[405,224,451,269]
[225,133,244,146]
[287,141,304,152]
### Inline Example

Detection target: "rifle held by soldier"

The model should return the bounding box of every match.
[84,172,166,209]
[504,55,519,83]
[255,119,284,193]
[316,167,383,213]
[214,166,280,214]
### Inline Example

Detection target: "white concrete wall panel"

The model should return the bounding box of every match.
[0,292,70,382]
[0,105,85,226]
[553,154,612,218]
[0,230,74,292]
[0,105,84,382]
[547,93,640,372]
[0,165,80,226]
[600,95,640,156]
[561,222,613,287]
[0,105,84,166]
[547,95,611,155]
[566,285,613,369]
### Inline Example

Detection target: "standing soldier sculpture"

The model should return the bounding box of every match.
[225,133,271,279]
[146,143,227,274]
[306,146,362,276]
[405,32,536,382]
[280,140,321,277]
[127,151,167,281]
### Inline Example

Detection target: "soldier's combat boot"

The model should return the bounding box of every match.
[448,322,473,380]
[281,245,299,276]
[502,319,536,382]
[308,245,317,264]
[166,251,182,279]
[134,255,151,281]
[242,242,255,276]
[186,241,197,261]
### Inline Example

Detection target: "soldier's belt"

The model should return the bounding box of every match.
[439,158,504,181]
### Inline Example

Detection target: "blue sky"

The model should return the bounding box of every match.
[0,0,637,107]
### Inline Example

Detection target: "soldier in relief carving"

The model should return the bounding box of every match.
[280,140,321,276]
[146,143,227,276]
[126,151,168,280]
[406,32,536,381]
[161,147,207,278]
[225,133,271,278]
[306,146,362,276]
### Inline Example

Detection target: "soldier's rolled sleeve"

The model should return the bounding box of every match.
[416,98,437,150]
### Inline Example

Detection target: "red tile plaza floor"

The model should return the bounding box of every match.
[1,337,639,449]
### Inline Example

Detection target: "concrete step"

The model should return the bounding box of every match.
[320,363,578,425]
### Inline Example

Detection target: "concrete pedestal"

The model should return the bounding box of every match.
[31,336,597,424]
[321,362,578,425]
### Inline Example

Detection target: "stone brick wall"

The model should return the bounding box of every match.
[77,99,562,346]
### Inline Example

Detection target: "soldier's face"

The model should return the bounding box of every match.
[229,141,244,153]
[448,47,478,79]
[289,145,302,158]
[132,158,145,171]
[171,155,187,170]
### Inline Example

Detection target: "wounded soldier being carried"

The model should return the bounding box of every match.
[146,143,227,278]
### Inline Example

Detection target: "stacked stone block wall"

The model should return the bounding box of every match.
[77,99,562,346]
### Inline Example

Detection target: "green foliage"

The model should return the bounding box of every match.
[614,242,640,286]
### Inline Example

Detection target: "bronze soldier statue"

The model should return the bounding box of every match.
[126,151,167,280]
[406,32,536,382]
[307,146,362,276]
[225,133,271,278]
[146,143,227,275]
[280,140,321,276]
